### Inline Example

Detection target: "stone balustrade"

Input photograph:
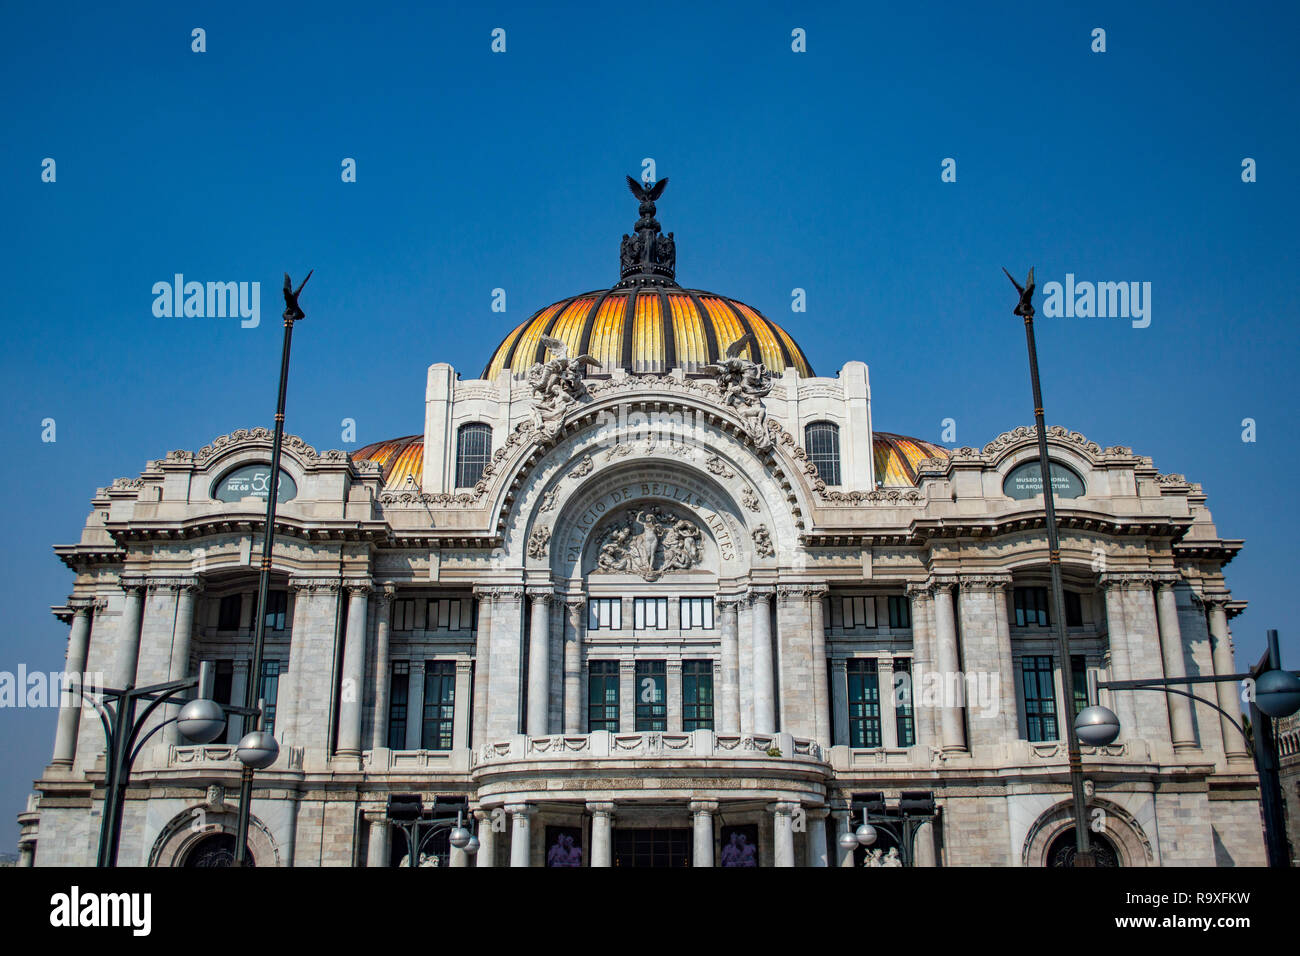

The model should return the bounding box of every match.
[474,730,826,766]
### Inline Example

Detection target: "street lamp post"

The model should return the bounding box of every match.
[84,661,259,867]
[1075,628,1300,867]
[1004,266,1094,866]
[232,271,310,867]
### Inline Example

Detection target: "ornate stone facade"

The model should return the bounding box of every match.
[21,185,1263,868]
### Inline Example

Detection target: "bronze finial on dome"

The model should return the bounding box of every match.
[618,174,677,287]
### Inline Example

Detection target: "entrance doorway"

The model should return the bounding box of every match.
[612,828,691,867]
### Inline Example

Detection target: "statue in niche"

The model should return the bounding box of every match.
[703,333,774,449]
[591,506,703,582]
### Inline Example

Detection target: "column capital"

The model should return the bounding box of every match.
[144,575,203,593]
[767,801,800,816]
[1098,571,1168,591]
[527,588,553,607]
[475,585,524,605]
[455,659,474,676]
[805,806,831,821]
[585,801,616,816]
[746,586,775,607]
[119,576,148,593]
[1201,592,1231,611]
[563,595,587,611]
[288,576,343,593]
[688,800,719,814]
[777,584,829,604]
[505,803,535,817]
[344,579,373,595]
[905,581,931,599]
[958,573,1013,592]
[926,575,959,594]
[618,659,637,674]
[716,596,745,613]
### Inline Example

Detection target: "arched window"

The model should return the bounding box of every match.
[805,421,841,486]
[455,423,492,488]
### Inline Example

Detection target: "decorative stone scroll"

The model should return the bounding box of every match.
[591,506,703,581]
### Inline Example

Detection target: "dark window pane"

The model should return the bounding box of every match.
[1022,655,1058,742]
[388,661,410,750]
[1071,654,1088,718]
[218,595,242,631]
[682,660,714,731]
[805,422,841,486]
[455,424,492,488]
[846,658,881,748]
[259,660,281,736]
[421,661,456,751]
[263,590,288,631]
[635,660,667,731]
[1065,591,1084,627]
[588,660,620,732]
[893,658,915,747]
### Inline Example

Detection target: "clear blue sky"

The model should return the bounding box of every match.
[2,2,1297,846]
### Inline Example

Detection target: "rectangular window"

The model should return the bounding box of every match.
[427,598,463,631]
[588,598,622,631]
[1065,591,1084,628]
[588,661,620,732]
[387,661,410,749]
[1014,587,1051,627]
[682,660,714,731]
[1022,655,1059,742]
[635,660,667,731]
[211,660,234,744]
[259,660,281,736]
[887,595,911,629]
[263,590,288,631]
[841,596,876,629]
[217,595,242,631]
[634,597,669,630]
[1071,654,1088,719]
[393,599,417,632]
[680,597,714,630]
[893,657,915,747]
[846,658,882,748]
[421,661,456,751]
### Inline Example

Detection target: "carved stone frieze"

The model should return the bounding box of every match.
[591,506,703,582]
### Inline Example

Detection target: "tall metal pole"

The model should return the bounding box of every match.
[233,271,310,866]
[1005,267,1094,866]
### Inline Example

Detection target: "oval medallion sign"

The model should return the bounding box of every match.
[1003,460,1085,500]
[212,464,297,503]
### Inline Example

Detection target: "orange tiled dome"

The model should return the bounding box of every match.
[482,288,814,380]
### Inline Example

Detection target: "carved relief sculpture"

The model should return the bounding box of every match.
[751,524,775,558]
[703,333,774,450]
[591,506,703,581]
[528,335,598,431]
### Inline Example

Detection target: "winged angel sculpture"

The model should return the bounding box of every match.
[528,335,598,431]
[704,333,774,449]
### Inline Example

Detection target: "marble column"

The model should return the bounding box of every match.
[474,809,497,867]
[453,659,474,749]
[833,809,855,866]
[1156,582,1196,751]
[1099,578,1139,740]
[809,589,831,745]
[932,582,967,752]
[526,590,551,736]
[483,587,525,741]
[619,660,636,732]
[589,802,615,867]
[718,598,741,732]
[336,583,371,757]
[771,801,797,867]
[1206,597,1249,760]
[164,583,201,746]
[366,818,388,867]
[907,584,938,753]
[831,659,849,745]
[508,804,534,867]
[471,590,493,746]
[751,589,776,734]
[370,587,394,751]
[114,582,146,689]
[564,599,585,734]
[229,660,249,740]
[879,657,899,749]
[913,820,937,867]
[405,661,426,751]
[807,807,830,867]
[666,661,683,732]
[51,604,94,766]
[690,800,716,866]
